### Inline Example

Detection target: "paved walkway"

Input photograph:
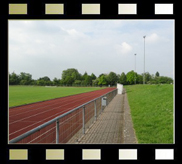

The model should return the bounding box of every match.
[77,94,124,144]
[73,89,138,144]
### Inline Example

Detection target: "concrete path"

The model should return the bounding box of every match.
[77,94,124,144]
[69,89,137,144]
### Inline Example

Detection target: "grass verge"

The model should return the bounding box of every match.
[124,84,174,144]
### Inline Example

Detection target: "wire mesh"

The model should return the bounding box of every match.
[17,122,56,143]
[84,101,94,130]
[58,107,83,143]
[96,98,102,117]
[13,89,117,144]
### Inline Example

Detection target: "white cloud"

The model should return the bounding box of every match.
[115,42,133,55]
[35,39,43,44]
[146,33,159,43]
[9,20,174,79]
[67,29,81,36]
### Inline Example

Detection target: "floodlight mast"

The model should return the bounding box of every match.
[143,36,146,84]
[134,53,136,85]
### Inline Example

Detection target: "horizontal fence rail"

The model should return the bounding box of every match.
[9,88,118,144]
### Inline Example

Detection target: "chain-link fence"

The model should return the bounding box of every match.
[9,88,117,144]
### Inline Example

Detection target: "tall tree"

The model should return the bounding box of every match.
[37,76,52,86]
[91,73,96,80]
[82,72,88,81]
[19,72,32,85]
[73,80,82,86]
[107,72,118,86]
[155,71,160,77]
[119,72,127,85]
[98,75,107,86]
[9,72,20,85]
[84,75,92,86]
[53,77,60,86]
[98,73,105,78]
[39,76,51,81]
[158,76,173,84]
[64,76,74,86]
[62,68,80,81]
[92,78,99,86]
[142,72,151,83]
[137,74,143,84]
[62,68,81,86]
[126,70,135,85]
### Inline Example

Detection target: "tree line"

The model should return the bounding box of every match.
[9,69,173,86]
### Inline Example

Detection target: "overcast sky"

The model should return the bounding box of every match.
[9,20,174,80]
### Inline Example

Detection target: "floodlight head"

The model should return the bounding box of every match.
[143,35,146,38]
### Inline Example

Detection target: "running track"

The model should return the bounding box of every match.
[9,87,116,141]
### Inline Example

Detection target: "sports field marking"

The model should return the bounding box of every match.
[9,90,98,118]
[9,91,100,136]
[9,88,115,141]
[9,86,105,107]
[10,89,105,121]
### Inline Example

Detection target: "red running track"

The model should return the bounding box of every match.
[9,87,116,141]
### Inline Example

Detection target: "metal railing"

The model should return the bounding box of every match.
[9,88,117,144]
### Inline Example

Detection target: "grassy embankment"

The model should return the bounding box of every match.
[9,86,105,107]
[124,84,174,144]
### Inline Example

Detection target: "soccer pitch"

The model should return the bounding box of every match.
[9,86,105,107]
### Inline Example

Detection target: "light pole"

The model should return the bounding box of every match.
[143,36,146,84]
[134,53,136,84]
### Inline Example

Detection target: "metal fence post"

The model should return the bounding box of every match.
[106,94,108,106]
[94,100,97,121]
[101,97,103,112]
[56,119,59,143]
[100,97,102,115]
[106,96,108,107]
[9,89,118,144]
[82,106,85,134]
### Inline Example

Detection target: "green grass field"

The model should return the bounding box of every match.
[9,86,105,107]
[124,84,174,144]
